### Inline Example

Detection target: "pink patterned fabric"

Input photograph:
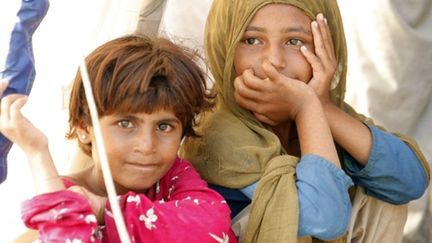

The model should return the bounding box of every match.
[22,157,236,242]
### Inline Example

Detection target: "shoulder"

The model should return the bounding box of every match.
[160,156,209,190]
[63,165,94,188]
[163,157,200,179]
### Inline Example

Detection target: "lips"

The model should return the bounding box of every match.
[125,161,158,171]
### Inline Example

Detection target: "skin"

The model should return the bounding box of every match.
[73,110,183,196]
[233,4,372,166]
[0,80,63,193]
[0,79,183,223]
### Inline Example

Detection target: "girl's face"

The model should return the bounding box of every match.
[90,109,183,194]
[234,4,314,82]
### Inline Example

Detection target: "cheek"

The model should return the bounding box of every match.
[162,138,181,155]
[302,61,313,82]
[102,132,132,160]
[158,139,180,168]
[234,46,260,76]
[158,134,181,153]
[234,48,246,75]
[104,140,126,163]
[284,52,313,83]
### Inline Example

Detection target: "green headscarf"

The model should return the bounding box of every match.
[181,0,429,242]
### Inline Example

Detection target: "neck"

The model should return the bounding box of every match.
[272,121,300,156]
[69,164,107,196]
[91,166,108,196]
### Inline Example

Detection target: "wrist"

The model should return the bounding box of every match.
[26,148,55,174]
[34,176,65,194]
[19,133,49,155]
[26,148,64,193]
[321,99,338,115]
[23,139,49,159]
[295,94,323,123]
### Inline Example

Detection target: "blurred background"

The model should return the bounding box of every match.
[0,0,431,242]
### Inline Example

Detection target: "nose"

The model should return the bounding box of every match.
[134,130,156,155]
[264,44,286,70]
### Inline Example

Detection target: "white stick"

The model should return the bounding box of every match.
[79,59,131,243]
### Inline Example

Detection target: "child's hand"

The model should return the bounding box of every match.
[234,61,317,125]
[0,79,48,154]
[68,185,107,224]
[301,13,337,105]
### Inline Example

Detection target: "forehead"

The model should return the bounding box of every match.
[249,3,311,27]
[109,108,179,120]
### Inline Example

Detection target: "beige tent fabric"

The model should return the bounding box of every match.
[340,0,432,136]
[158,0,213,50]
[92,0,166,43]
[338,0,432,240]
[135,0,166,37]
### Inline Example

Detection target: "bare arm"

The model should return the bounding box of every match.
[301,14,372,165]
[295,96,340,166]
[323,102,371,165]
[0,79,64,193]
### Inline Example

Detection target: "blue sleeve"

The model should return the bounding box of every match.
[0,0,49,183]
[342,125,429,204]
[241,154,353,240]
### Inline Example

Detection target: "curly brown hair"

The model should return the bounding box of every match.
[66,35,214,156]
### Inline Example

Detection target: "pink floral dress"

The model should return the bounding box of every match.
[22,157,236,242]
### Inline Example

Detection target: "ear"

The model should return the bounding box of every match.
[76,126,91,144]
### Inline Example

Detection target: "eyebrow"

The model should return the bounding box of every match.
[113,114,181,126]
[159,118,181,124]
[245,25,312,34]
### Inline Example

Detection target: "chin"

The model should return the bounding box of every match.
[122,184,152,194]
[116,178,155,194]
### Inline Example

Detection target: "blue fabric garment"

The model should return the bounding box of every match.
[209,184,251,219]
[343,125,429,204]
[237,125,428,239]
[242,155,353,240]
[0,0,49,183]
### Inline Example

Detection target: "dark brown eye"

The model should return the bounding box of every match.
[244,38,260,45]
[287,39,304,46]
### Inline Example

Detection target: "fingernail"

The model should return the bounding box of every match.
[324,18,328,25]
[317,13,324,21]
[301,46,307,52]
